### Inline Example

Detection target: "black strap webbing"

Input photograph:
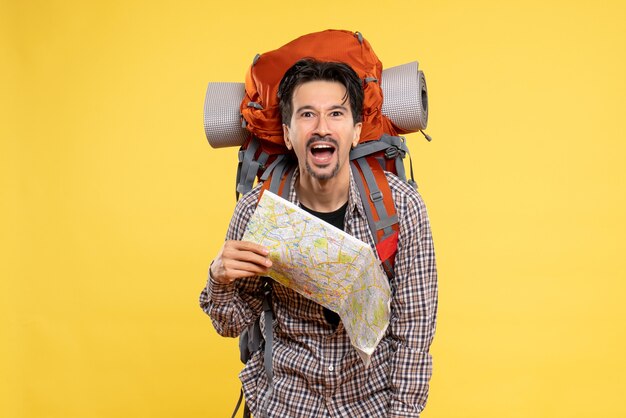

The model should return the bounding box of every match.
[231,389,245,418]
[259,278,273,418]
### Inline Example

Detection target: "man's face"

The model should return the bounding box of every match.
[283,80,362,182]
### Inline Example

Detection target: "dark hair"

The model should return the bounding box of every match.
[277,58,364,126]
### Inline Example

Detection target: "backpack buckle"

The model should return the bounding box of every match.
[385,146,401,159]
[370,190,383,202]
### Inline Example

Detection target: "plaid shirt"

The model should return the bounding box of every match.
[200,170,437,417]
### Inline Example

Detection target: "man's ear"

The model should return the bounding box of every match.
[283,124,292,150]
[352,122,363,148]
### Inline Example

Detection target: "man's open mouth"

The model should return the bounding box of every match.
[309,143,336,164]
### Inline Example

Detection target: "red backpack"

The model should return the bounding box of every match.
[225,29,430,277]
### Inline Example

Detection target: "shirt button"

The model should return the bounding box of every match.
[328,365,334,372]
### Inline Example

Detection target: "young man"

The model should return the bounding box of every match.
[200,59,438,417]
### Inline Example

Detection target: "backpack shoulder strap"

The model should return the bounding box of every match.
[350,155,399,279]
[260,161,296,200]
[237,136,292,200]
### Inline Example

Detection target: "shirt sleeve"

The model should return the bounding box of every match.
[198,188,265,338]
[387,187,438,417]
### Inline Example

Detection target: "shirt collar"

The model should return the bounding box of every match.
[287,167,366,220]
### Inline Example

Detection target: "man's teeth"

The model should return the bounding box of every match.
[312,145,333,149]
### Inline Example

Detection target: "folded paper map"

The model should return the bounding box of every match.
[242,191,391,366]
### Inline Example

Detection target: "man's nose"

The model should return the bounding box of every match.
[314,115,331,136]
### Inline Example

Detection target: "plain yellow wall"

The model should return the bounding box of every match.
[2,0,626,417]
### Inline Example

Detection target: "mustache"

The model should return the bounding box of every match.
[306,135,339,148]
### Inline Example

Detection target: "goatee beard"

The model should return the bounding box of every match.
[305,161,340,180]
[306,135,340,180]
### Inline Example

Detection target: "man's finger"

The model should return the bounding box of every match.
[217,261,271,283]
[223,245,272,268]
[228,240,270,256]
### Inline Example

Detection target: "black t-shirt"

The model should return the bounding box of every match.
[300,201,348,327]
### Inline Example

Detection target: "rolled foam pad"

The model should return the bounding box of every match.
[204,62,428,148]
[204,82,248,148]
[381,61,428,132]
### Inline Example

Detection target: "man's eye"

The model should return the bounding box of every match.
[301,111,314,118]
[330,111,343,117]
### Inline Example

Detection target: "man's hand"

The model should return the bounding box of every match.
[209,240,272,284]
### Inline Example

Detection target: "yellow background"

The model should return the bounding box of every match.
[2,0,625,417]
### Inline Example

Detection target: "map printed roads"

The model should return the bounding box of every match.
[242,191,391,366]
